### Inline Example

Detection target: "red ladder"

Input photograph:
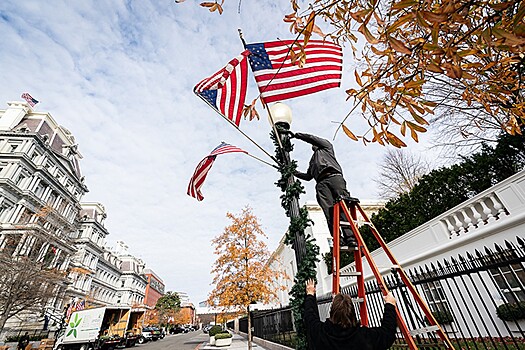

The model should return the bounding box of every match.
[331,198,454,349]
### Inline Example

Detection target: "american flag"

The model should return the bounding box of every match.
[187,142,247,201]
[194,51,249,127]
[65,302,74,321]
[76,300,85,311]
[21,93,39,107]
[246,40,343,103]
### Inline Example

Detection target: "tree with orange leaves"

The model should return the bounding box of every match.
[286,0,525,149]
[183,0,524,150]
[208,207,287,350]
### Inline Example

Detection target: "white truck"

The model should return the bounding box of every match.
[54,306,145,350]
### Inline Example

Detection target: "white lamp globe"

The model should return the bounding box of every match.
[268,102,293,127]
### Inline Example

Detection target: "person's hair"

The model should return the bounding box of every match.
[329,294,359,328]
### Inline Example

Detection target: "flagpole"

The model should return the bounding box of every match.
[245,152,278,169]
[194,92,279,165]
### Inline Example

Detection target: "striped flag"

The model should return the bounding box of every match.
[76,300,85,311]
[187,142,247,201]
[194,51,250,127]
[246,40,343,103]
[21,93,39,107]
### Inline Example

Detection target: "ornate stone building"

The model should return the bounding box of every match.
[0,101,88,327]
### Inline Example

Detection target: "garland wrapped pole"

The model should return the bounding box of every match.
[271,121,319,350]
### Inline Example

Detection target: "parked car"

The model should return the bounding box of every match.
[170,326,186,334]
[139,327,160,344]
[184,325,195,332]
[152,327,164,339]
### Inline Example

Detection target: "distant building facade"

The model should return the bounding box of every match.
[143,269,165,308]
[114,241,148,306]
[0,101,88,329]
[0,100,160,335]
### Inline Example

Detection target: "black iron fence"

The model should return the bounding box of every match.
[243,236,525,349]
[1,328,51,342]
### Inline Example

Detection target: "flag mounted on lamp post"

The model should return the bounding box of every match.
[21,93,39,107]
[187,142,247,201]
[245,40,343,103]
[194,51,250,127]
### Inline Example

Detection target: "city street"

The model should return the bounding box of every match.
[136,332,207,350]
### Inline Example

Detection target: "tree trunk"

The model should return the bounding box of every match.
[0,305,12,332]
[247,306,252,350]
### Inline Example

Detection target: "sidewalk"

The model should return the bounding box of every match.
[199,333,267,350]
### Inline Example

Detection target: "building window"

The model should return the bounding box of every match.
[489,263,525,302]
[421,280,452,314]
[1,234,22,255]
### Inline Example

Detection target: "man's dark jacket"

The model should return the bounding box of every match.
[293,133,343,182]
[304,295,397,350]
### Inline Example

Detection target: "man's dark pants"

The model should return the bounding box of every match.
[315,174,354,239]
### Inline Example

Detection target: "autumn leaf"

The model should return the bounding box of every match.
[386,131,408,147]
[388,36,411,54]
[358,24,378,44]
[421,11,448,23]
[354,70,363,86]
[392,0,418,10]
[427,62,444,73]
[303,11,316,46]
[342,124,358,141]
[410,127,419,142]
[407,121,427,133]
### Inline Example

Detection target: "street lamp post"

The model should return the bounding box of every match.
[268,102,306,266]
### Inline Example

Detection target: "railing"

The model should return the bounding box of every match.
[1,328,51,342]
[245,237,525,349]
[441,192,509,238]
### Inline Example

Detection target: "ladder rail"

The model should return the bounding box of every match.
[353,202,454,350]
[338,201,418,350]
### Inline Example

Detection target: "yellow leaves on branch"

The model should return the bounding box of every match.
[289,0,525,146]
[208,207,288,314]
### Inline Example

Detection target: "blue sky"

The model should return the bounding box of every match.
[0,0,436,304]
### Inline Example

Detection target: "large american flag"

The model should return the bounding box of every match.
[187,142,247,201]
[21,93,39,107]
[246,40,343,103]
[194,51,249,127]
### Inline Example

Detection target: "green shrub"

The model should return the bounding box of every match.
[214,332,232,340]
[432,310,454,324]
[496,301,525,321]
[208,325,223,337]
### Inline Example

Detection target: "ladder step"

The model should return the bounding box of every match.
[352,297,364,303]
[340,220,373,227]
[340,271,361,277]
[340,245,359,252]
[414,343,448,348]
[409,325,440,336]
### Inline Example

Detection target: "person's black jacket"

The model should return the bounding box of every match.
[293,133,344,182]
[304,295,397,350]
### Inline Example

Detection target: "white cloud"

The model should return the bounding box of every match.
[0,0,438,304]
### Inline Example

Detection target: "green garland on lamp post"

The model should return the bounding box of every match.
[271,124,319,350]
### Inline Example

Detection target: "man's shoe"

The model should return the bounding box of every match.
[344,196,360,204]
[342,236,358,247]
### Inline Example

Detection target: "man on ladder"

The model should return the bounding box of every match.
[287,131,358,246]
[288,130,455,349]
